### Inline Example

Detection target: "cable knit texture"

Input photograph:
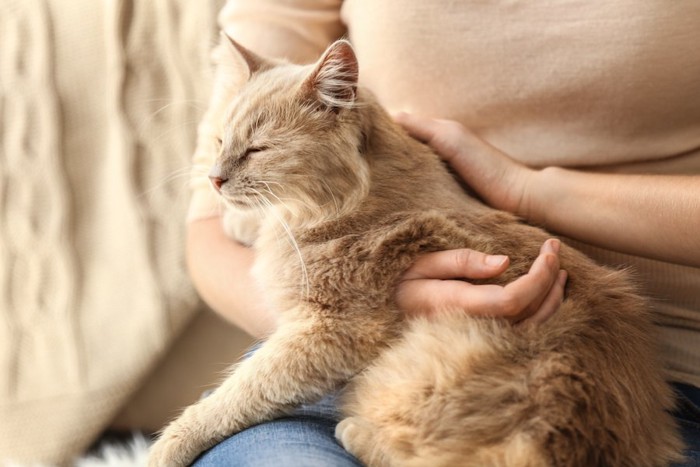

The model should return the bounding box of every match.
[0,0,221,463]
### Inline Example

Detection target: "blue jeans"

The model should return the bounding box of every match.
[193,383,700,467]
[193,392,361,467]
[672,382,700,467]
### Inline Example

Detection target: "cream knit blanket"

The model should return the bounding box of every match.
[0,0,222,463]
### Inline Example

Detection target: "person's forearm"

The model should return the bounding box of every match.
[186,217,277,338]
[530,168,700,267]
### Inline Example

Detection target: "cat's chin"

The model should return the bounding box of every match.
[222,205,261,246]
[223,196,257,209]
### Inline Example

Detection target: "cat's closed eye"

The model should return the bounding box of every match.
[240,147,268,161]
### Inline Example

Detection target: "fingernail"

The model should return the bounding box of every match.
[545,239,561,254]
[485,255,508,267]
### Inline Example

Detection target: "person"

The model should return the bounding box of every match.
[185,1,700,465]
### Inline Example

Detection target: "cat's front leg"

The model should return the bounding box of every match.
[147,395,220,467]
[148,317,383,467]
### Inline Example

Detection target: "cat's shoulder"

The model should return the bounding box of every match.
[299,208,503,260]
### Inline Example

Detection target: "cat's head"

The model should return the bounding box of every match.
[210,37,371,223]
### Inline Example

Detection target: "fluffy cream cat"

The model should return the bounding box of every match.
[148,38,683,466]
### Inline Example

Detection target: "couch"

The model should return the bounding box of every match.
[0,0,252,463]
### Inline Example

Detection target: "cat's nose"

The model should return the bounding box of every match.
[208,164,228,193]
[209,176,228,192]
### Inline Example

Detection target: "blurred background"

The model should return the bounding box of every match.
[0,0,253,463]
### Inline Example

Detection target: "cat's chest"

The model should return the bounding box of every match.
[252,217,422,314]
[250,223,313,309]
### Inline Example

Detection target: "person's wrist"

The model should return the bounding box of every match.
[525,166,563,226]
[498,163,537,220]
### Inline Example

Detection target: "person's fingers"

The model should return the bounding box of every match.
[495,239,562,320]
[395,279,504,318]
[521,270,568,326]
[393,112,440,144]
[396,239,564,323]
[403,249,509,281]
[395,278,450,317]
[394,113,467,162]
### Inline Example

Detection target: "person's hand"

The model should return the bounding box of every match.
[394,113,537,220]
[396,239,567,325]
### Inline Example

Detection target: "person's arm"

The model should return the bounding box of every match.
[395,113,700,268]
[187,217,276,338]
[533,169,700,267]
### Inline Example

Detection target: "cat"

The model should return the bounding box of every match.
[148,37,683,466]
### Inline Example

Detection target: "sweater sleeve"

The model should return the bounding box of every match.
[187,0,346,221]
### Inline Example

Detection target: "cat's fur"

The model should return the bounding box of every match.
[148,38,683,466]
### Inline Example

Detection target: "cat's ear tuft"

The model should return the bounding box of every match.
[302,40,359,112]
[220,32,268,77]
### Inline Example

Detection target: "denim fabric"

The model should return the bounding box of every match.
[672,382,700,467]
[192,393,361,467]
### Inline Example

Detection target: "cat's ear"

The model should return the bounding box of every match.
[301,40,359,112]
[220,32,269,77]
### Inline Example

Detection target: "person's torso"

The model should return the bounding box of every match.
[342,0,700,386]
[342,0,700,170]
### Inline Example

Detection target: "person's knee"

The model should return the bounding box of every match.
[192,418,362,467]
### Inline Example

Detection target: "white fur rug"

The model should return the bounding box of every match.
[2,435,152,467]
[74,435,150,467]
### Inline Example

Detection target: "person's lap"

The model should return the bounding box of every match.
[193,383,700,467]
[672,382,700,467]
[192,393,361,467]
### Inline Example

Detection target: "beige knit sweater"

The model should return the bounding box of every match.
[0,0,226,463]
[191,0,700,388]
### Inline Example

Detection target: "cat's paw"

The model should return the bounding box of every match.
[336,417,384,466]
[148,432,192,467]
[148,415,213,466]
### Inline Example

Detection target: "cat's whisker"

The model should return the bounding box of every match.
[138,166,202,200]
[257,180,284,190]
[259,185,295,215]
[278,195,315,211]
[257,193,287,248]
[256,199,284,249]
[143,98,208,107]
[257,197,286,249]
[147,119,205,145]
[252,189,286,250]
[257,181,317,213]
[135,99,207,140]
[320,179,341,216]
[252,188,310,298]
[252,194,270,225]
[142,100,207,120]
